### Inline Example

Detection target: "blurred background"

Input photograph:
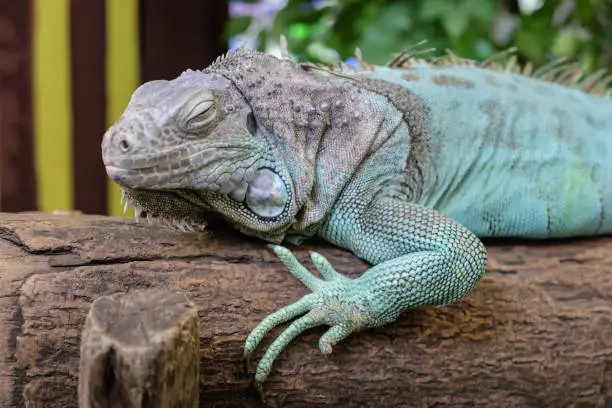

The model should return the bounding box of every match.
[1,0,611,217]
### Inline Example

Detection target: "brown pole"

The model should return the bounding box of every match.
[0,1,37,212]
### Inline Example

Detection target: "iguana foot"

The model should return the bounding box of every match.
[244,245,381,387]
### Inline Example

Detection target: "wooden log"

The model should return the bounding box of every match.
[78,288,199,408]
[0,211,611,407]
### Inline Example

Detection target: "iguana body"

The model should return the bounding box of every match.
[372,62,612,237]
[101,46,612,387]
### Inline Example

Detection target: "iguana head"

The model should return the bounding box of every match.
[102,48,365,242]
[102,58,303,241]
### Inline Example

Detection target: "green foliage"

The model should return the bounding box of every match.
[226,0,612,72]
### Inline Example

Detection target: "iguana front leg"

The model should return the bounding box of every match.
[244,197,488,387]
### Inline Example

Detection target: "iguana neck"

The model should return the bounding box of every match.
[205,50,405,240]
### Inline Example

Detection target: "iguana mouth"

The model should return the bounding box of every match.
[117,166,290,231]
[104,145,258,188]
[104,145,192,170]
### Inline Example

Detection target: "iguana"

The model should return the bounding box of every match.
[101,44,612,388]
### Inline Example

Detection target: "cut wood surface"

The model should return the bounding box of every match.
[78,288,200,408]
[0,211,611,408]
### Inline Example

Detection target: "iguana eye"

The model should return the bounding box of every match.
[186,100,216,130]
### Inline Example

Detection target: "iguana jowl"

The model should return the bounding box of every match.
[101,46,612,387]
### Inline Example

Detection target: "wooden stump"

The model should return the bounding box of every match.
[0,212,611,407]
[78,288,199,408]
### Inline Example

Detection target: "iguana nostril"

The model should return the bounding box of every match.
[119,139,130,152]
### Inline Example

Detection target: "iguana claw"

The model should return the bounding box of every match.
[244,245,369,387]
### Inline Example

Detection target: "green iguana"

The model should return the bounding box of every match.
[101,44,612,388]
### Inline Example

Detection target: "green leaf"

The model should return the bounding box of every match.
[288,23,311,41]
[225,16,251,40]
[551,27,585,57]
[420,0,450,21]
[465,0,495,22]
[442,8,469,38]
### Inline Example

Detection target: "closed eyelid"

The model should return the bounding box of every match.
[187,99,215,118]
[183,98,219,132]
[178,89,216,118]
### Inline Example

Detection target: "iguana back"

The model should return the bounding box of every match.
[355,63,612,238]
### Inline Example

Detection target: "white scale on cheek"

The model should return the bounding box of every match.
[245,169,288,217]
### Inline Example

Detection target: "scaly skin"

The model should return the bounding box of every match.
[101,47,612,389]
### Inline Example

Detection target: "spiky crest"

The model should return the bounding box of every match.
[385,41,612,99]
[206,38,612,99]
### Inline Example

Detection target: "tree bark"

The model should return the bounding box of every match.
[0,212,611,408]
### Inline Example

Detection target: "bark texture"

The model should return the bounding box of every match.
[0,212,611,408]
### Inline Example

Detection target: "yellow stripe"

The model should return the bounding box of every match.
[106,0,140,217]
[33,0,73,211]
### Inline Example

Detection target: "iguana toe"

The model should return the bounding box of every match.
[244,245,370,386]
